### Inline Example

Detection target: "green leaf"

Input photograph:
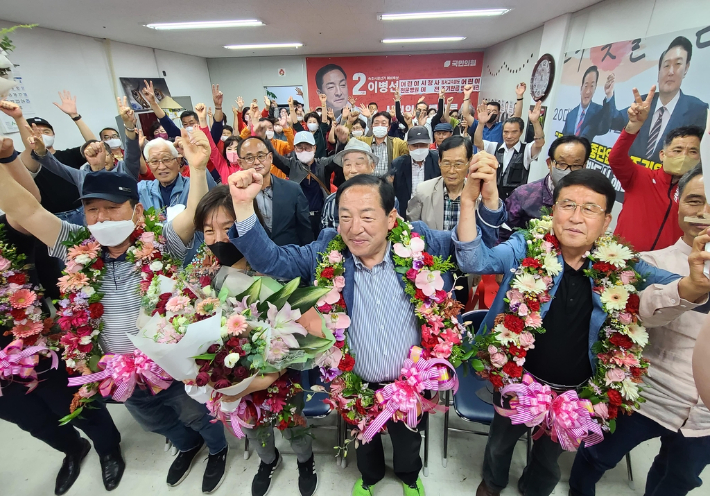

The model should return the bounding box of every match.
[608,419,616,434]
[394,266,409,274]
[88,354,101,373]
[218,286,230,304]
[264,278,301,310]
[470,359,484,372]
[58,407,83,426]
[192,353,216,360]
[234,278,263,305]
[287,286,331,314]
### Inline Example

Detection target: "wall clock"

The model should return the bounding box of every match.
[530,54,555,102]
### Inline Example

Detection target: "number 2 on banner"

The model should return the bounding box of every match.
[353,73,366,95]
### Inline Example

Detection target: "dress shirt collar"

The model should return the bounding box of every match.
[353,242,393,271]
[674,237,692,255]
[654,90,680,115]
[498,141,521,153]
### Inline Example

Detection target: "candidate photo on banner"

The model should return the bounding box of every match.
[305,52,483,117]
[549,26,709,199]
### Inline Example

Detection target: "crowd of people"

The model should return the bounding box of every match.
[0,62,709,496]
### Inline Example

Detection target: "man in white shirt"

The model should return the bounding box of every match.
[473,101,545,201]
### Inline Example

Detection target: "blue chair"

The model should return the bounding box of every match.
[442,309,531,468]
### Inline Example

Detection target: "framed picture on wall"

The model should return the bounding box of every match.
[264,85,304,106]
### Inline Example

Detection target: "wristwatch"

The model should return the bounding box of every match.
[71,114,82,121]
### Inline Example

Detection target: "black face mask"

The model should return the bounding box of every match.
[207,241,244,267]
[488,113,498,124]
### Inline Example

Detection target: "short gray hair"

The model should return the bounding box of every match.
[143,137,178,160]
[678,163,703,198]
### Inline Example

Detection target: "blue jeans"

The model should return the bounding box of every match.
[125,382,227,455]
[570,412,710,496]
[56,206,85,226]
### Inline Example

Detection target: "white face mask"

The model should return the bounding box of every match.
[265,130,275,140]
[316,111,322,117]
[220,135,229,142]
[307,122,319,132]
[398,123,406,130]
[296,150,315,163]
[42,134,55,148]
[88,206,137,247]
[104,138,122,149]
[409,148,428,162]
[297,114,304,122]
[351,130,364,137]
[372,126,388,138]
[185,126,194,133]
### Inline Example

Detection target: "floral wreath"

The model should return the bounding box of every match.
[314,219,470,439]
[477,215,648,434]
[58,208,181,418]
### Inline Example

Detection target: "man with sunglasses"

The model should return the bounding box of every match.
[501,136,591,241]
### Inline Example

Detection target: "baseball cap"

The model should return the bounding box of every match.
[294,131,316,146]
[26,117,53,132]
[334,138,379,167]
[434,123,454,133]
[407,126,431,145]
[80,170,139,203]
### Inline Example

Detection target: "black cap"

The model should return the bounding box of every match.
[26,117,53,132]
[80,171,139,203]
[407,126,431,144]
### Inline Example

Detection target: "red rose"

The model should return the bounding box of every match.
[406,268,418,281]
[502,362,523,378]
[521,257,542,269]
[592,262,616,273]
[199,275,211,287]
[422,253,434,266]
[607,405,619,419]
[630,367,645,378]
[199,362,211,373]
[7,273,26,285]
[609,333,634,350]
[503,314,524,334]
[23,335,38,346]
[88,303,104,319]
[625,294,640,314]
[226,337,241,348]
[607,389,623,406]
[334,340,345,349]
[339,354,355,372]
[76,325,93,337]
[277,419,290,431]
[91,258,104,270]
[207,344,220,353]
[543,233,560,250]
[321,267,335,280]
[10,308,26,321]
[234,366,249,380]
[184,288,197,300]
[508,345,527,358]
[526,299,540,312]
[414,289,427,301]
[490,374,504,389]
[213,379,232,390]
[77,343,93,353]
[195,372,210,387]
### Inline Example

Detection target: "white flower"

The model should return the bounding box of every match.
[224,352,241,368]
[536,218,553,232]
[512,273,547,294]
[620,379,640,402]
[543,253,562,276]
[595,242,634,267]
[82,286,95,297]
[65,359,76,368]
[626,323,648,347]
[75,254,92,265]
[600,286,629,311]
[90,330,100,337]
[79,335,92,345]
[493,323,518,346]
[150,261,164,272]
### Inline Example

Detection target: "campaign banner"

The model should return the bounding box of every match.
[548,26,709,201]
[305,52,483,118]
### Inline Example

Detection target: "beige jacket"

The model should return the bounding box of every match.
[639,238,710,437]
[406,177,446,229]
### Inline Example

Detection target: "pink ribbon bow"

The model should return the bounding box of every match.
[0,339,58,396]
[68,350,172,402]
[361,346,458,443]
[208,395,261,439]
[495,373,604,451]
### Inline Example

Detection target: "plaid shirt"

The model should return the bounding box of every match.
[371,141,389,176]
[502,175,554,241]
[443,187,461,231]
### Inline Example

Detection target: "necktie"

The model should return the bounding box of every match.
[646,107,666,158]
[575,108,586,136]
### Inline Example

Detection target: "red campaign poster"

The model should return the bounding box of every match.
[305,52,483,117]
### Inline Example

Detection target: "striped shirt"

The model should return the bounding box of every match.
[443,187,462,231]
[411,161,425,198]
[49,220,188,355]
[371,141,389,176]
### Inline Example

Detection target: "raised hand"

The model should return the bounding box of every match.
[348,96,357,106]
[327,107,335,121]
[403,112,413,127]
[0,136,14,159]
[24,124,47,156]
[208,107,213,119]
[236,96,244,112]
[358,103,372,118]
[261,95,270,110]
[626,86,656,133]
[84,141,108,169]
[476,102,491,123]
[341,105,351,122]
[529,100,542,122]
[463,85,473,98]
[177,127,210,170]
[604,73,615,99]
[446,97,454,105]
[228,170,264,204]
[515,82,527,97]
[679,228,710,302]
[52,90,79,117]
[141,80,157,105]
[417,96,426,105]
[295,87,304,97]
[318,93,328,108]
[438,87,445,100]
[251,120,267,139]
[116,96,136,126]
[195,103,207,122]
[334,125,350,143]
[137,128,146,148]
[394,87,401,102]
[0,100,22,119]
[462,151,499,205]
[212,84,224,107]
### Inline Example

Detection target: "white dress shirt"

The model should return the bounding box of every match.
[649,91,680,151]
[482,140,537,171]
[411,160,425,197]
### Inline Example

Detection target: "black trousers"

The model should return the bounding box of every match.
[309,210,322,240]
[356,383,425,487]
[0,364,121,457]
[482,393,563,496]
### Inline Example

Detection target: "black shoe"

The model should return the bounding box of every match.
[252,449,281,496]
[55,438,91,495]
[99,447,125,491]
[166,441,204,487]
[297,453,318,496]
[202,446,229,493]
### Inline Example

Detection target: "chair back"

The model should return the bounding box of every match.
[301,368,332,418]
[461,309,488,334]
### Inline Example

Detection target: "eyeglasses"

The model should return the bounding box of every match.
[555,200,605,217]
[552,160,585,172]
[146,157,177,167]
[440,161,468,171]
[241,152,271,164]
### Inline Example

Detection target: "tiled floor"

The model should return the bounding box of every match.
[1,403,708,496]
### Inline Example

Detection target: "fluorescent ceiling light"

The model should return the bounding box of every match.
[379,9,509,21]
[146,20,263,30]
[224,43,303,50]
[382,37,466,44]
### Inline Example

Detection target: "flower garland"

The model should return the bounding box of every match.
[477,215,648,434]
[315,219,470,438]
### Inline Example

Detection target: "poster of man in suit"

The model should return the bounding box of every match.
[550,26,708,197]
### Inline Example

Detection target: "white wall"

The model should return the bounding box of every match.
[0,21,212,151]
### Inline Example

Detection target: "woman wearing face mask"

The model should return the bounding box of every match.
[148,120,169,141]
